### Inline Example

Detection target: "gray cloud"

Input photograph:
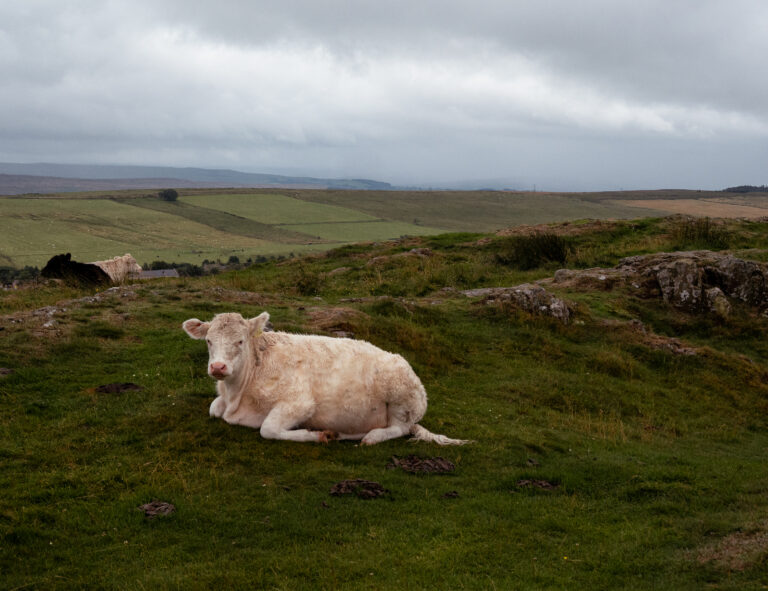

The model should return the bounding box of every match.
[1,1,766,189]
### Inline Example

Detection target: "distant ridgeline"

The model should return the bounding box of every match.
[723,185,768,193]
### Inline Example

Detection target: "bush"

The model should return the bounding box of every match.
[158,189,179,202]
[493,232,570,270]
[0,266,39,284]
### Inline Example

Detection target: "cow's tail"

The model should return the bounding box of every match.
[409,424,472,446]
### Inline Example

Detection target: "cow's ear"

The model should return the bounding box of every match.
[65,253,72,261]
[249,312,270,337]
[183,318,210,339]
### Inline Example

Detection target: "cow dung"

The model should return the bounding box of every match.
[329,479,389,499]
[95,382,143,394]
[386,455,456,474]
[138,500,176,518]
[515,479,559,491]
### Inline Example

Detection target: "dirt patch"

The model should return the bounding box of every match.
[386,455,456,474]
[0,368,12,377]
[95,382,143,394]
[330,479,389,499]
[138,500,176,518]
[304,306,366,338]
[204,287,270,305]
[600,319,698,356]
[616,199,768,219]
[442,491,460,499]
[514,479,559,491]
[697,524,768,571]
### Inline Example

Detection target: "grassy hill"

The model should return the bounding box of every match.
[0,188,664,268]
[4,187,768,269]
[3,216,768,588]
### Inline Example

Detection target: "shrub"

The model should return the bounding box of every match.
[671,217,731,250]
[295,265,323,296]
[494,232,570,270]
[158,189,179,202]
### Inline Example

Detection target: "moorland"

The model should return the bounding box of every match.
[5,187,768,269]
[2,201,768,588]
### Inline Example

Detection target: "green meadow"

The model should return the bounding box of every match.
[2,216,768,588]
[0,189,668,268]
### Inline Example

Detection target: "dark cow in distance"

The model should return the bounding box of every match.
[41,253,111,285]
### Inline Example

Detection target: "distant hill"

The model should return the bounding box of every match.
[0,163,393,195]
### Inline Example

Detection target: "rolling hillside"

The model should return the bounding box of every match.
[3,217,768,588]
[2,187,768,268]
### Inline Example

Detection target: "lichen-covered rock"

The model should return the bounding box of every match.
[556,250,768,316]
[462,284,573,324]
[706,287,732,319]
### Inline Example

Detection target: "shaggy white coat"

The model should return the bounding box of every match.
[90,254,142,283]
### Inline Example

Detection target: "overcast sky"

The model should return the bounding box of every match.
[1,1,766,190]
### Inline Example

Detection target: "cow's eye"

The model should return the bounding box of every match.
[206,339,211,346]
[237,340,244,346]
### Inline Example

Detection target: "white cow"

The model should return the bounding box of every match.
[182,311,469,445]
[90,254,142,283]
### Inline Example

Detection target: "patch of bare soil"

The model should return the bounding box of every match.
[95,382,143,394]
[0,368,12,377]
[204,287,270,305]
[600,319,698,356]
[304,306,367,339]
[386,455,456,474]
[697,524,768,571]
[329,479,389,499]
[514,479,559,491]
[138,500,176,518]
[617,199,768,219]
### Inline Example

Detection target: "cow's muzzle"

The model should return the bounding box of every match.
[209,362,229,380]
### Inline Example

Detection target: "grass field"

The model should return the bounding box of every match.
[2,188,768,269]
[3,216,768,588]
[0,197,322,268]
[615,199,768,219]
[286,189,667,231]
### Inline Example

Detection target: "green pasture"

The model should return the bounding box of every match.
[3,188,767,271]
[280,221,444,242]
[181,192,380,224]
[3,217,768,588]
[287,189,667,231]
[0,198,321,267]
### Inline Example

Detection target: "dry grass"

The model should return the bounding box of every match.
[615,199,768,219]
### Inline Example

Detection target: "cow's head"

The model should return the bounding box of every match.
[41,253,72,277]
[183,312,270,381]
[122,254,143,277]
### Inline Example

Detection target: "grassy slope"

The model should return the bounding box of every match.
[3,217,768,589]
[286,189,668,231]
[0,197,323,268]
[0,189,668,268]
[5,188,768,268]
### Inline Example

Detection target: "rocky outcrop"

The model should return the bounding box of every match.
[462,284,573,324]
[554,250,768,317]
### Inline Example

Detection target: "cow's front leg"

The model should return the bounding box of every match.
[209,396,226,418]
[259,404,334,443]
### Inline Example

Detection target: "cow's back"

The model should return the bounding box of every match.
[253,332,427,426]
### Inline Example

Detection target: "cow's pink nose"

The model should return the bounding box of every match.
[210,362,227,375]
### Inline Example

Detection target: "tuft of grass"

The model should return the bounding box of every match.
[493,232,571,270]
[670,216,732,250]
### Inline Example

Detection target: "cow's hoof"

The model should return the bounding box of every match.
[318,430,338,444]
